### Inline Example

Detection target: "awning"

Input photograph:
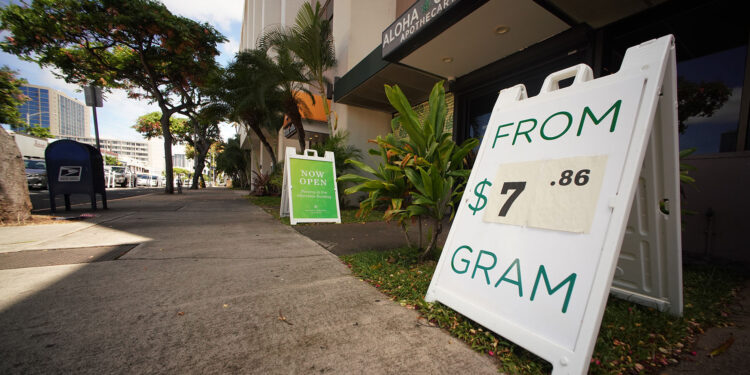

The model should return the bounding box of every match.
[333,46,443,112]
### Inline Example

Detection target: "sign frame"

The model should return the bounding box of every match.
[280,147,341,225]
[425,35,681,374]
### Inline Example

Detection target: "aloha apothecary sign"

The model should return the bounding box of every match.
[382,0,459,57]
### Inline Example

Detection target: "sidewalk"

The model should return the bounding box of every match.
[0,188,497,374]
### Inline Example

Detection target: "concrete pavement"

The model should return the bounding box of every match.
[0,188,498,374]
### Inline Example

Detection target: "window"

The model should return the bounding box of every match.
[677,46,747,154]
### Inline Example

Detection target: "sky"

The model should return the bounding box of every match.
[0,0,243,142]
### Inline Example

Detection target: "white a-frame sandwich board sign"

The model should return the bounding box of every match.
[425,35,681,374]
[280,147,341,225]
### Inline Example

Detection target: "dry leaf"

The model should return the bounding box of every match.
[709,335,735,357]
[278,310,293,325]
[177,311,184,316]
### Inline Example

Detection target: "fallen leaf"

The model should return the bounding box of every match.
[177,311,184,316]
[278,310,293,325]
[223,304,229,308]
[708,335,735,357]
[634,363,644,371]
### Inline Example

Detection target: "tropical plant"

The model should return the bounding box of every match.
[311,131,362,207]
[260,1,337,131]
[216,136,251,189]
[340,82,478,260]
[1,0,226,194]
[209,50,283,170]
[272,46,315,152]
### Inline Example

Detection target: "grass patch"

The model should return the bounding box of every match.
[341,248,744,374]
[247,195,384,224]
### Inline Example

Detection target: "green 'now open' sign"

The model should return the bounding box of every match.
[281,147,341,225]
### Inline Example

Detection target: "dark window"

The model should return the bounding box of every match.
[677,46,746,154]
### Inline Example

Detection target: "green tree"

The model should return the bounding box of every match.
[273,46,315,152]
[104,155,121,166]
[210,50,283,169]
[1,0,226,194]
[216,135,251,188]
[260,1,337,131]
[133,112,190,141]
[0,66,28,127]
[134,107,220,189]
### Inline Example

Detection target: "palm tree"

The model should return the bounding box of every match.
[213,50,283,169]
[274,46,315,151]
[260,1,337,131]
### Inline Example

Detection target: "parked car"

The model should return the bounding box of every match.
[24,159,47,189]
[109,166,135,187]
[136,174,151,187]
[150,175,159,187]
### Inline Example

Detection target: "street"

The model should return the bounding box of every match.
[29,187,161,212]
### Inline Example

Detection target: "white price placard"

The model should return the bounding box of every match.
[425,36,681,375]
[475,155,608,233]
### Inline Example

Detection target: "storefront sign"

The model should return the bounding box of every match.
[283,123,297,138]
[382,0,460,58]
[425,35,681,374]
[280,147,341,225]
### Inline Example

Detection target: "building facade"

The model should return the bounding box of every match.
[57,135,150,167]
[16,84,91,137]
[242,0,750,262]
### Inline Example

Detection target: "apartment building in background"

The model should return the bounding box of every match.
[16,84,91,137]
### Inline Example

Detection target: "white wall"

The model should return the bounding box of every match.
[332,0,398,170]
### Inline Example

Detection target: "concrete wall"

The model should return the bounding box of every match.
[681,152,750,263]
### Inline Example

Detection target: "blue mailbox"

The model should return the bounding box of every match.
[45,140,107,212]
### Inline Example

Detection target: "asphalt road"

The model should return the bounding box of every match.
[29,187,162,213]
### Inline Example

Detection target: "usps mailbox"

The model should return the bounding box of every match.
[45,140,107,212]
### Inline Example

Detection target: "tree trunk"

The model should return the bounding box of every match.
[247,122,277,170]
[286,105,306,152]
[191,142,209,189]
[160,112,174,194]
[0,127,32,223]
[419,217,442,262]
[400,222,413,248]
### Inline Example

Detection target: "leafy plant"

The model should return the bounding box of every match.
[340,81,478,260]
[311,131,362,207]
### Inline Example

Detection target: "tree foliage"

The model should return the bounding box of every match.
[677,76,731,133]
[311,131,361,206]
[0,66,28,128]
[209,49,283,170]
[133,112,189,142]
[340,82,478,260]
[216,135,250,189]
[260,1,336,131]
[1,0,226,194]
